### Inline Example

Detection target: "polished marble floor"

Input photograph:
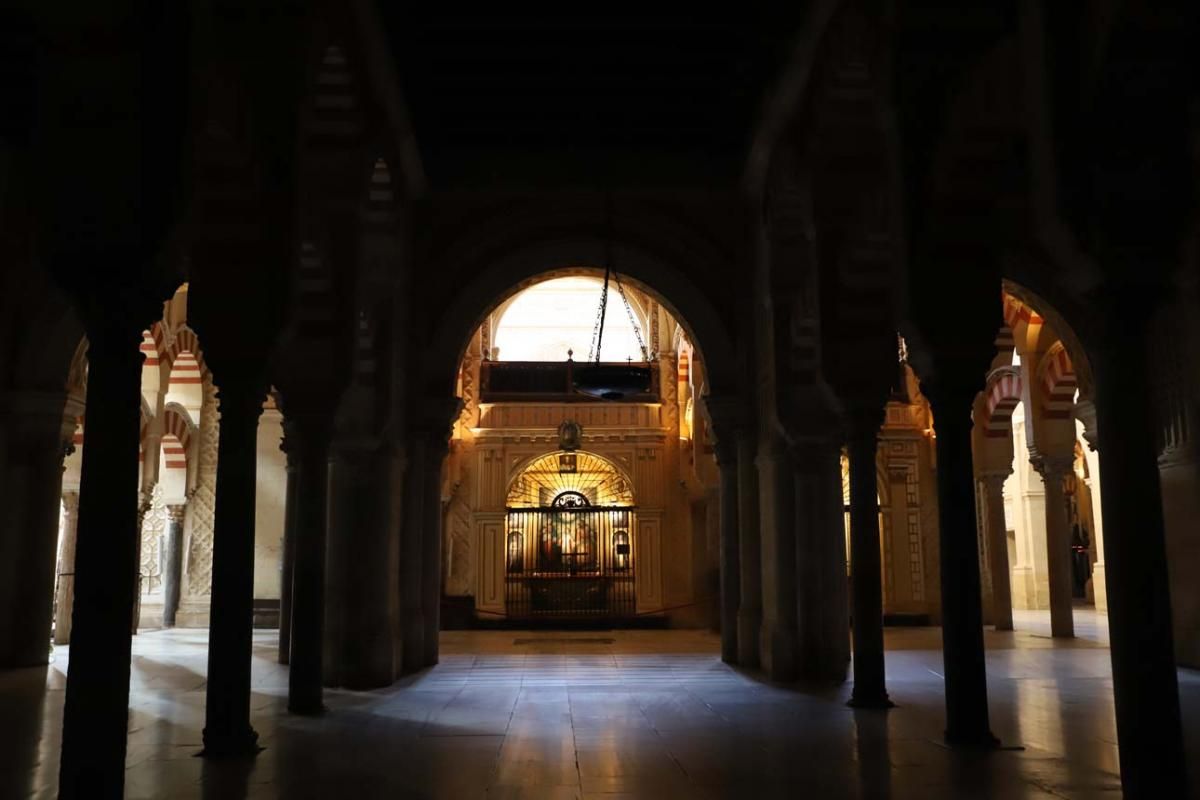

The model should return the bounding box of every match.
[3,609,1198,799]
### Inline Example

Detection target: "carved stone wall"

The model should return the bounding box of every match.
[178,377,218,625]
[459,399,679,621]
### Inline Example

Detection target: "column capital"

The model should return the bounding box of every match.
[215,374,270,423]
[978,470,1013,490]
[1029,452,1075,479]
[1073,399,1100,452]
[62,490,81,514]
[701,394,746,431]
[711,436,737,468]
[166,504,187,523]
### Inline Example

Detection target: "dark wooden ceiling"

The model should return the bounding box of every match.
[378,10,806,186]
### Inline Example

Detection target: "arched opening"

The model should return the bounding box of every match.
[435,264,731,632]
[491,275,648,363]
[503,450,637,618]
[971,284,1106,640]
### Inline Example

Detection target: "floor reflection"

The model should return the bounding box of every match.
[0,609,1195,798]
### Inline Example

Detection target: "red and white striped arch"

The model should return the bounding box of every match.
[983,367,1023,438]
[677,349,690,388]
[162,406,193,470]
[140,329,163,409]
[162,327,206,418]
[140,330,161,366]
[1002,292,1044,331]
[160,327,206,376]
[1038,342,1077,419]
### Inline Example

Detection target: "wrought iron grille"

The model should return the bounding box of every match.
[504,504,636,619]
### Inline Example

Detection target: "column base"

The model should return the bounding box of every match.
[847,691,894,710]
[201,726,262,758]
[1091,563,1107,612]
[944,728,1000,749]
[762,624,798,682]
[287,698,326,716]
[402,611,424,673]
[737,610,761,668]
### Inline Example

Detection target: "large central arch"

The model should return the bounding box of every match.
[421,235,740,400]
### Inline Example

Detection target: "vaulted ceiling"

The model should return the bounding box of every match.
[378,9,807,186]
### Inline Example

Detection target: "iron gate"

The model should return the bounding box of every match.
[504,501,635,619]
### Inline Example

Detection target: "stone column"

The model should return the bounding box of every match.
[847,410,891,707]
[162,504,186,628]
[422,434,451,667]
[287,412,333,715]
[735,426,762,668]
[201,376,265,756]
[978,473,1014,631]
[58,330,145,795]
[712,435,740,664]
[1031,454,1075,638]
[54,491,81,645]
[757,434,798,681]
[0,396,72,666]
[325,438,399,688]
[400,432,427,673]
[277,436,298,664]
[1092,324,1185,794]
[793,438,850,684]
[131,491,152,632]
[925,383,996,747]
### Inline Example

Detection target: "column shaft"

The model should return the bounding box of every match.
[54,492,80,645]
[161,505,185,628]
[848,417,890,707]
[4,422,69,664]
[736,431,761,667]
[1094,337,1185,795]
[201,378,263,756]
[981,476,1013,631]
[794,440,850,684]
[757,436,798,681]
[287,416,332,714]
[929,395,995,746]
[277,443,299,664]
[1035,459,1075,638]
[400,434,426,673]
[59,333,144,795]
[715,449,740,664]
[421,438,448,667]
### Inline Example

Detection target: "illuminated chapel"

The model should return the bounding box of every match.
[1,4,1198,798]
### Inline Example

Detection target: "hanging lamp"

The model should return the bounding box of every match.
[573,196,653,401]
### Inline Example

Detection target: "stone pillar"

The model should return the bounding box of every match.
[0,396,73,666]
[1084,458,1107,612]
[735,426,762,668]
[925,383,996,747]
[325,439,399,688]
[847,410,891,707]
[793,438,851,684]
[277,436,298,664]
[757,435,798,681]
[400,432,426,673]
[131,491,152,633]
[54,491,81,645]
[422,434,451,667]
[287,413,333,715]
[1092,325,1185,795]
[979,473,1014,631]
[201,376,265,757]
[712,435,740,664]
[1031,454,1075,638]
[162,504,186,628]
[58,330,145,795]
